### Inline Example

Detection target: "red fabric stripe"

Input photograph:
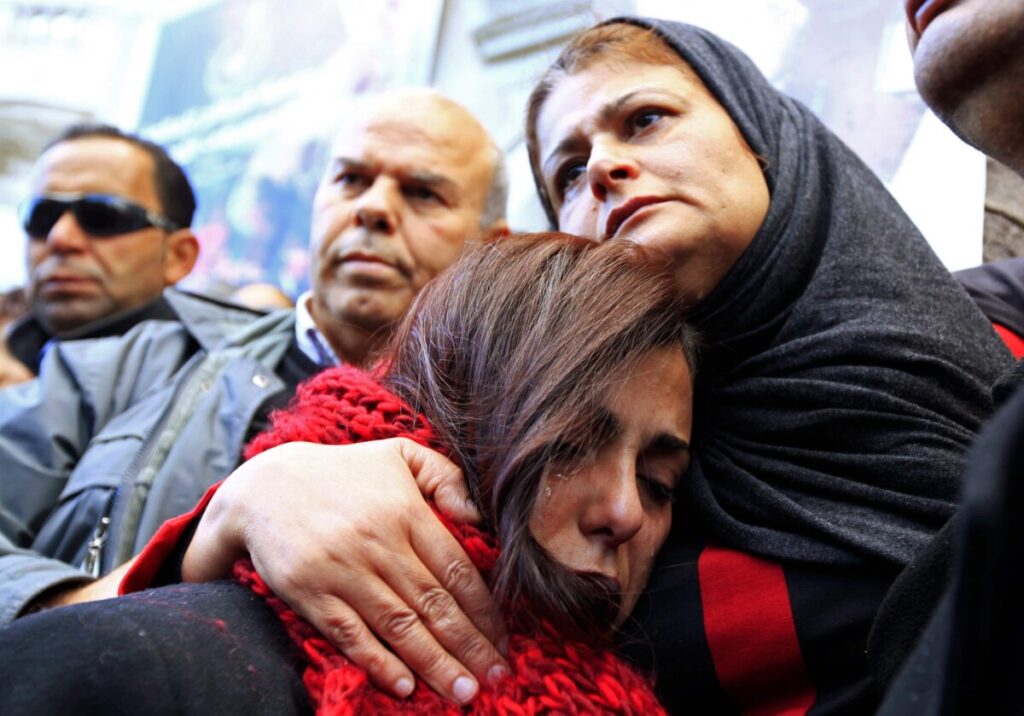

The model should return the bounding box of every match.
[698,545,816,715]
[993,322,1024,359]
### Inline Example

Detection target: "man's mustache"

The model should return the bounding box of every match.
[324,230,413,280]
[31,256,104,284]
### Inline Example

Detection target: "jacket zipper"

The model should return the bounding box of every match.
[82,515,111,578]
[110,348,248,567]
[77,309,293,575]
[89,356,204,575]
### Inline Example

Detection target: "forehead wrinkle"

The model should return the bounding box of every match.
[541,64,706,169]
[365,119,435,144]
[342,114,483,172]
[330,157,372,171]
[35,138,160,211]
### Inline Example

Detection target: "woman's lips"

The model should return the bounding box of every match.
[604,197,669,241]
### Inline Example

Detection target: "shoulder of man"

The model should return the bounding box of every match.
[40,291,289,418]
[162,287,275,350]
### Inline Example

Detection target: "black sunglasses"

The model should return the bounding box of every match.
[18,193,181,239]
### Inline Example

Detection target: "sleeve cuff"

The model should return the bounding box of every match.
[0,555,94,624]
[120,480,224,594]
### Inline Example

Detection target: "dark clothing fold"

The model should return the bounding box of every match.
[619,17,1011,569]
[955,256,1024,340]
[875,381,1024,715]
[0,582,310,716]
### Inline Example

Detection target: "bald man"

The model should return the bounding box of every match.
[0,88,507,624]
[303,89,507,368]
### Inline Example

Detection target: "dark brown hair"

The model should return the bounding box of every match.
[525,23,694,228]
[384,232,697,639]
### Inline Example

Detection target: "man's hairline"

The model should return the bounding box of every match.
[40,135,168,219]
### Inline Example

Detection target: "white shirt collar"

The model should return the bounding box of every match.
[294,291,340,367]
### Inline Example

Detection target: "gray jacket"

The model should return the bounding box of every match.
[0,289,295,623]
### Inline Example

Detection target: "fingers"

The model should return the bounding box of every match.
[395,438,508,657]
[301,592,419,699]
[396,438,481,523]
[196,439,507,704]
[339,576,484,703]
[267,543,489,704]
[408,516,508,659]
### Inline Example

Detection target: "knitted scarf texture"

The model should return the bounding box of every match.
[236,365,665,715]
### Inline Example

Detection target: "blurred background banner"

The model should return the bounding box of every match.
[136,0,443,296]
[0,0,992,295]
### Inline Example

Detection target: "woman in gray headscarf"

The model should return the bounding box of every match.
[524,17,1010,713]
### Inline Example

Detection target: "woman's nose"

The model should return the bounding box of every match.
[580,467,644,548]
[587,140,640,203]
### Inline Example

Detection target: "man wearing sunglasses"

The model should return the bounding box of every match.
[0,90,507,633]
[4,124,200,376]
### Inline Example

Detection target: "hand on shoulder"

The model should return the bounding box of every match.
[182,438,507,704]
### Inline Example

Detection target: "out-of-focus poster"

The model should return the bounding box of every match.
[139,0,444,296]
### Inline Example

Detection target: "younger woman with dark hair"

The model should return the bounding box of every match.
[0,233,697,714]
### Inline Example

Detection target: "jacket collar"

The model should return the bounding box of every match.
[6,293,179,374]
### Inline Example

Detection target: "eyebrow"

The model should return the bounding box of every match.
[406,170,458,194]
[645,433,691,456]
[590,405,691,456]
[329,157,372,174]
[329,157,457,195]
[541,88,680,172]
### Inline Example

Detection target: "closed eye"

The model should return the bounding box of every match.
[638,473,676,507]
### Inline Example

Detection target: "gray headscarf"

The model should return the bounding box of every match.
[550,17,1013,568]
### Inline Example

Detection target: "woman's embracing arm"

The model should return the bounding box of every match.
[178,439,508,705]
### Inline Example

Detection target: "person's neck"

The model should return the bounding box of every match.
[315,316,389,369]
[1008,155,1024,180]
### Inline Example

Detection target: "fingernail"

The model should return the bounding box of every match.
[394,678,414,698]
[452,675,477,704]
[487,664,508,684]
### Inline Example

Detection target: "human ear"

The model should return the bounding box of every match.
[162,229,200,285]
[481,221,510,240]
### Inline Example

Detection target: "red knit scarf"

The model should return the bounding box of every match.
[236,365,665,715]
